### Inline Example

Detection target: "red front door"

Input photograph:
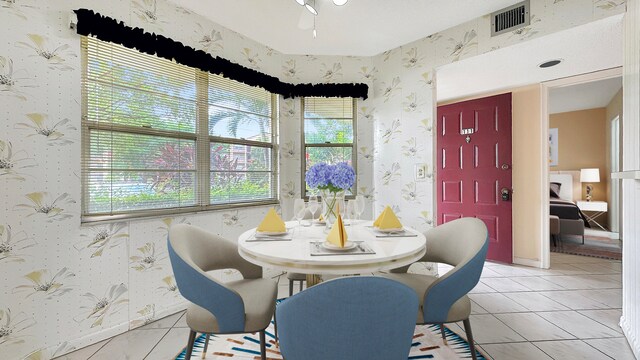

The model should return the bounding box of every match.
[436,93,513,263]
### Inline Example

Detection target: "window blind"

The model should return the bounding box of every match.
[81,36,277,221]
[208,74,276,206]
[302,97,357,196]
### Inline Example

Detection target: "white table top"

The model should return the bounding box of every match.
[238,221,426,275]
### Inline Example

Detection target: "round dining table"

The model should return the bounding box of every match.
[237,220,426,285]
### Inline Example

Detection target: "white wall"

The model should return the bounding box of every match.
[621,0,640,357]
[0,0,629,358]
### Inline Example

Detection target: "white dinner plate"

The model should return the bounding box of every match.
[321,241,357,251]
[256,230,289,236]
[312,219,326,225]
[374,227,404,233]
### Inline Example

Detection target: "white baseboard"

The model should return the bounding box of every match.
[620,316,640,359]
[52,322,130,358]
[513,257,543,268]
[129,301,189,330]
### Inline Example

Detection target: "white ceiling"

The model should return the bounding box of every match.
[548,77,622,114]
[168,0,523,56]
[436,14,623,102]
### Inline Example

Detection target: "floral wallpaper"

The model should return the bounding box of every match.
[0,0,625,358]
[370,0,625,235]
[0,0,375,358]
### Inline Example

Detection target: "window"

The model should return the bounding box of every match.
[301,97,357,196]
[81,36,277,221]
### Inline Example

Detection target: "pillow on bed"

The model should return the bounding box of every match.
[550,182,562,199]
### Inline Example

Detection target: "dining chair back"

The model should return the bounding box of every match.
[386,217,488,360]
[168,223,277,360]
[275,276,418,360]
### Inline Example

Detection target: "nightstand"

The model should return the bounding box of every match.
[576,201,608,231]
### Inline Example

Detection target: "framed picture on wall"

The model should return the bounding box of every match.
[549,128,558,166]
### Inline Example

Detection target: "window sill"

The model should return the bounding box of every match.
[81,199,279,225]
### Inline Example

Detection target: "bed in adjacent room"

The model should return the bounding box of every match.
[549,172,590,243]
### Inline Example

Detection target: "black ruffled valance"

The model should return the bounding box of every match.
[73,9,369,99]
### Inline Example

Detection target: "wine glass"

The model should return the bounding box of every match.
[293,198,306,227]
[346,200,357,225]
[355,195,365,222]
[308,195,320,220]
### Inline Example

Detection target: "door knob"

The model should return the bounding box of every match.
[501,188,510,201]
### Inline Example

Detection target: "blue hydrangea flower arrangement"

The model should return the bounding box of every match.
[305,162,355,193]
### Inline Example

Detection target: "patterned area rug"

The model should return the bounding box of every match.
[175,321,486,360]
[551,235,622,260]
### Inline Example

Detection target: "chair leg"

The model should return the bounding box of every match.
[274,319,279,347]
[551,234,557,247]
[259,330,266,360]
[440,324,448,345]
[463,319,477,360]
[289,279,293,297]
[582,235,585,244]
[202,334,210,358]
[185,330,197,360]
[299,280,303,292]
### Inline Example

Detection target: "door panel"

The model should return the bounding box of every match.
[437,93,513,263]
[443,213,463,223]
[474,180,498,205]
[442,181,463,203]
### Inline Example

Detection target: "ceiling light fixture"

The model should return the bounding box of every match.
[313,6,317,39]
[538,59,563,68]
[305,2,318,15]
[294,0,348,38]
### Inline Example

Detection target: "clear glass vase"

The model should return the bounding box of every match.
[320,189,345,230]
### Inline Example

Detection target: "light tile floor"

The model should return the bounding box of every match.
[57,253,635,360]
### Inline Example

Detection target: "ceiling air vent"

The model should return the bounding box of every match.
[491,0,530,37]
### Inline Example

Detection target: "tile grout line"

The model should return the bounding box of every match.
[142,327,172,359]
[530,339,574,360]
[576,309,625,334]
[85,338,114,360]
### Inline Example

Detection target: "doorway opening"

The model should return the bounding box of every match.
[544,70,623,262]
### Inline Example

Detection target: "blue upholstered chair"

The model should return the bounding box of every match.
[168,224,278,360]
[383,217,489,360]
[275,276,418,360]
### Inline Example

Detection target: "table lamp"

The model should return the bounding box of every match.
[580,168,600,202]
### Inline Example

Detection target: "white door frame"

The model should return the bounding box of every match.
[540,67,622,268]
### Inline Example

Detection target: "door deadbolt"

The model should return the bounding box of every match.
[501,164,510,170]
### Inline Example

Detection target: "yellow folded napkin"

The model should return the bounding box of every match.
[326,214,348,247]
[373,206,402,229]
[373,206,389,227]
[257,208,286,233]
[318,214,324,221]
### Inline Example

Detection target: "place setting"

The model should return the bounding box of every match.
[367,206,419,238]
[310,211,376,256]
[245,208,294,242]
